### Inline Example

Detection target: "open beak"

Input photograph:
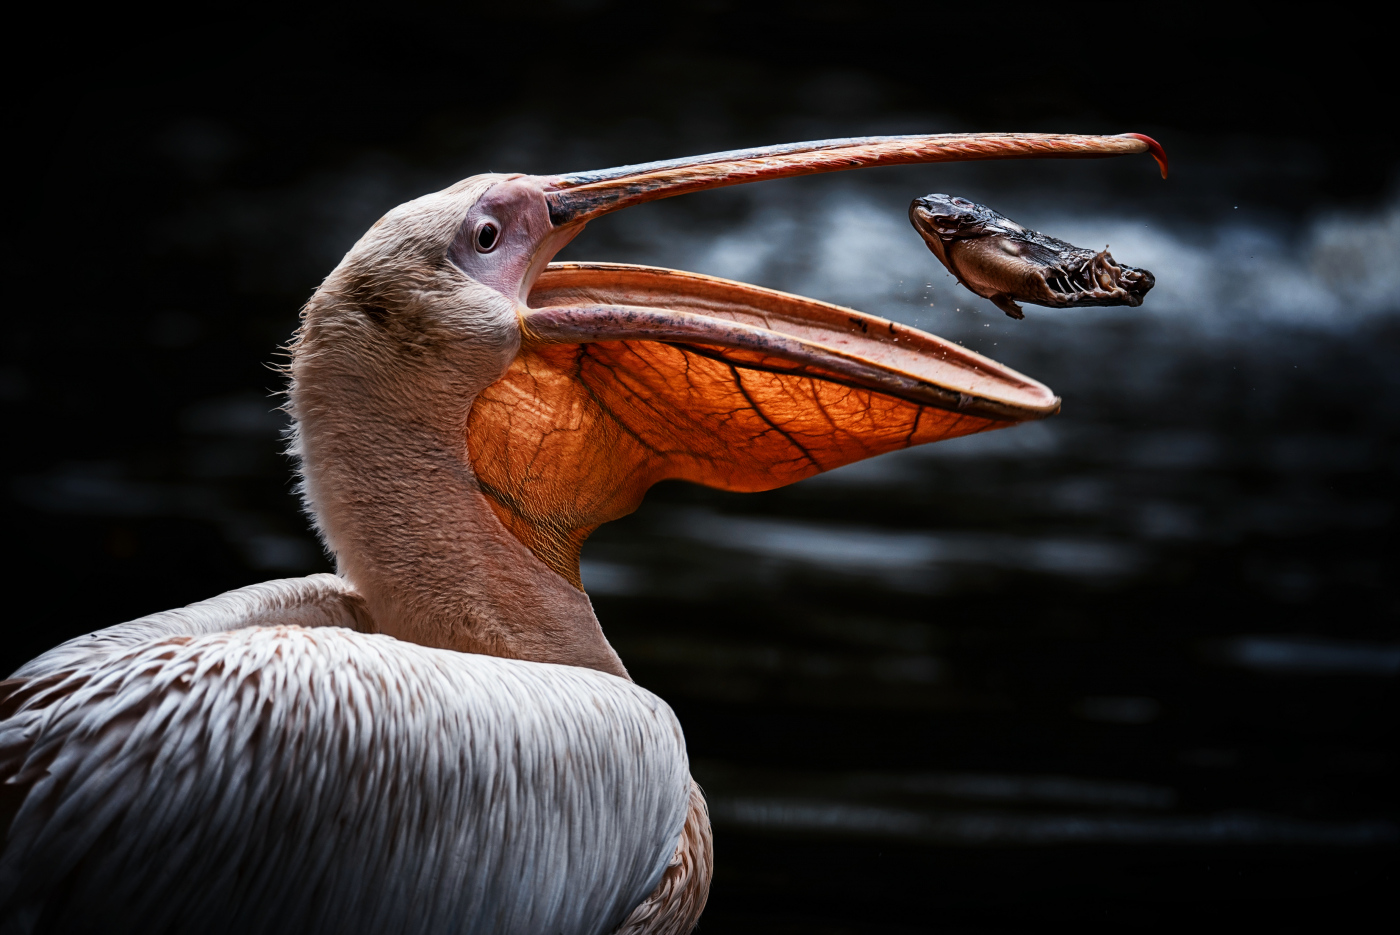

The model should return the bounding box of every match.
[471,132,1166,588]
[542,131,1167,226]
[512,131,1165,423]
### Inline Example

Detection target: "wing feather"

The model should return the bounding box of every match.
[10,574,372,680]
[0,626,689,935]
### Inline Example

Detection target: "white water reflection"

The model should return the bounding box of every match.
[676,509,1143,581]
[696,761,1179,811]
[577,560,642,596]
[708,797,1399,846]
[613,636,944,686]
[1211,636,1400,676]
[587,511,1147,597]
[696,758,1397,846]
[839,770,1177,809]
[792,422,1062,488]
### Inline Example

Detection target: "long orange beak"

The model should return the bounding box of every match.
[543,132,1167,226]
[472,132,1168,588]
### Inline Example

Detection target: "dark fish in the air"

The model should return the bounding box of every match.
[909,194,1155,319]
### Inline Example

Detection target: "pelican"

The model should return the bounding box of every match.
[0,132,1165,934]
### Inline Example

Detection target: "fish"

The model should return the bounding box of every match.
[909,194,1155,319]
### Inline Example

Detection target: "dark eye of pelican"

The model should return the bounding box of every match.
[475,222,499,253]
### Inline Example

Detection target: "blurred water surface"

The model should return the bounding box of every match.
[6,56,1398,931]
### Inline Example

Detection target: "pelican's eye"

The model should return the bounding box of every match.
[475,222,500,253]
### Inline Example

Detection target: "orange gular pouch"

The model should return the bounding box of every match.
[467,262,1058,588]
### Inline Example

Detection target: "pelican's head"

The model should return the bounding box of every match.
[307,134,1168,401]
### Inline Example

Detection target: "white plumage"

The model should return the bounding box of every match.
[11,575,370,681]
[1,578,690,935]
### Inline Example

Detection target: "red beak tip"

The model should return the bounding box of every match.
[1122,132,1169,179]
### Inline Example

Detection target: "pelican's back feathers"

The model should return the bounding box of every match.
[0,609,691,934]
[9,574,372,680]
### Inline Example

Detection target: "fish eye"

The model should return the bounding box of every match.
[475,222,500,253]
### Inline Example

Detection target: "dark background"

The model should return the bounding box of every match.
[6,3,1396,932]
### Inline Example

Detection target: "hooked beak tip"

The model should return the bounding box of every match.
[1123,133,1169,179]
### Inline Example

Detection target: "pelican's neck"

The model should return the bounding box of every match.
[291,354,627,679]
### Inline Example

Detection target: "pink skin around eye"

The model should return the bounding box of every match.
[448,178,575,304]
